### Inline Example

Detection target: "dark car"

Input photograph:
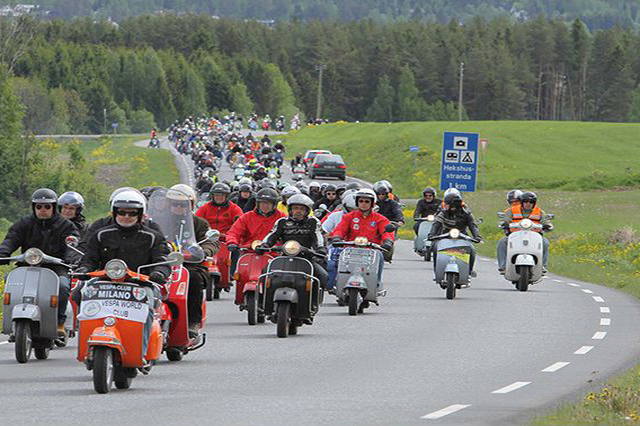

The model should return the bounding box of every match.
[303,150,332,168]
[309,154,346,180]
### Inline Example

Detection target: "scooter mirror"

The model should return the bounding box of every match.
[65,235,79,248]
[167,252,184,266]
[496,212,506,219]
[319,204,328,211]
[475,217,484,225]
[205,229,220,241]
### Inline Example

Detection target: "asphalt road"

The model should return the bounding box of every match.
[1,136,638,425]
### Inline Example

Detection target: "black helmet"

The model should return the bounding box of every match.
[520,191,537,206]
[238,183,252,193]
[211,182,231,195]
[423,187,436,196]
[140,186,163,200]
[32,188,58,204]
[255,188,279,204]
[323,184,337,195]
[373,181,389,195]
[444,192,462,208]
[346,182,360,191]
[506,189,523,204]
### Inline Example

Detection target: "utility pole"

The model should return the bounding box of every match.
[103,108,107,135]
[315,64,326,120]
[458,62,464,122]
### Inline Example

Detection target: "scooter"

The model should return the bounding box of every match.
[75,253,182,393]
[414,215,435,261]
[1,248,74,363]
[332,238,387,315]
[292,165,306,181]
[429,229,480,300]
[234,241,274,325]
[261,241,320,338]
[148,138,160,148]
[210,236,232,299]
[498,213,554,292]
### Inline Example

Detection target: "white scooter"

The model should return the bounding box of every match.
[499,213,554,292]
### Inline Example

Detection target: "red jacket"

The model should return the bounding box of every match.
[196,201,243,234]
[226,209,286,247]
[330,210,394,244]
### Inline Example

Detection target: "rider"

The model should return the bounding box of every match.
[260,194,327,312]
[0,188,80,337]
[58,191,88,237]
[413,187,441,234]
[322,191,357,234]
[313,183,340,212]
[229,183,256,213]
[195,183,243,234]
[374,181,404,260]
[497,191,552,274]
[166,184,217,337]
[195,170,215,195]
[226,188,286,250]
[428,191,482,276]
[308,182,322,203]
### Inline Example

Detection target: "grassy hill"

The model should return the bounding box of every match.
[283,121,640,197]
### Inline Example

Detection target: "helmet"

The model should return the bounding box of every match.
[281,186,301,199]
[58,191,85,213]
[261,180,277,190]
[238,177,252,186]
[507,189,523,204]
[309,181,320,190]
[346,182,360,191]
[140,186,163,200]
[32,188,58,204]
[355,188,377,207]
[443,187,461,199]
[270,161,277,167]
[381,180,393,192]
[255,188,279,204]
[295,181,309,194]
[238,183,252,193]
[111,190,147,216]
[169,184,197,205]
[210,183,231,195]
[373,181,389,195]
[320,183,328,192]
[110,187,142,203]
[287,193,314,211]
[520,191,537,205]
[422,187,436,196]
[341,192,357,211]
[323,184,337,195]
[229,181,239,191]
[444,192,462,208]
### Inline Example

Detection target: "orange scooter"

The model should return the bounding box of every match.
[75,254,181,394]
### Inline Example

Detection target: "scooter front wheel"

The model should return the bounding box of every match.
[34,344,50,360]
[14,320,32,363]
[445,273,457,300]
[517,266,530,292]
[348,288,359,316]
[276,303,291,338]
[93,347,114,394]
[245,292,258,325]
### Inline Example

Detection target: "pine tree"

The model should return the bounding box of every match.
[366,74,394,122]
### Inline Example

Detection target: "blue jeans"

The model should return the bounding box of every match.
[58,276,70,325]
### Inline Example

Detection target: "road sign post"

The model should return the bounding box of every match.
[439,131,479,192]
[409,145,419,168]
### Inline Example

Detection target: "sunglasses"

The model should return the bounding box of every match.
[35,204,52,210]
[115,210,139,217]
[326,192,336,196]
[358,199,372,204]
[170,202,189,208]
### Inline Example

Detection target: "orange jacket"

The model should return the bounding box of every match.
[509,204,542,233]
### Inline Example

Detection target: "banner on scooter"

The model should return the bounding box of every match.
[78,283,150,324]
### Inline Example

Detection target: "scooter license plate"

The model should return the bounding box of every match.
[78,283,150,323]
[442,249,470,263]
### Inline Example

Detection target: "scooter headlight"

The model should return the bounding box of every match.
[354,237,369,246]
[24,248,44,266]
[282,240,302,256]
[449,229,461,239]
[427,215,435,221]
[520,219,533,230]
[105,259,127,280]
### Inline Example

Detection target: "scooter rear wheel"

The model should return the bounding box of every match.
[93,347,114,394]
[348,288,359,316]
[245,292,257,325]
[34,344,50,360]
[276,303,291,338]
[14,319,32,364]
[166,347,183,361]
[445,273,457,300]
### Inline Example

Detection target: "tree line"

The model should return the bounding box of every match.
[2,14,640,135]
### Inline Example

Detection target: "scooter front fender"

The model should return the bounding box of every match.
[273,287,298,304]
[515,254,535,266]
[11,304,41,322]
[444,262,460,274]
[87,326,125,356]
[242,282,258,294]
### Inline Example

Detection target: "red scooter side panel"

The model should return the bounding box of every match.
[234,252,273,305]
[167,266,190,348]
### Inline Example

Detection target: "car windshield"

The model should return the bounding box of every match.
[315,154,344,164]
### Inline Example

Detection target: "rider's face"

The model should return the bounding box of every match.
[357,198,372,212]
[522,201,534,209]
[213,194,226,204]
[170,201,190,215]
[60,204,77,219]
[377,193,387,201]
[290,205,307,220]
[240,191,251,199]
[114,209,139,227]
[258,201,274,214]
[424,194,434,202]
[34,203,54,219]
[325,191,336,200]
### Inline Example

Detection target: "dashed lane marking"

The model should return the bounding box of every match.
[491,382,531,394]
[554,279,564,283]
[567,283,580,287]
[574,346,594,355]
[600,318,611,326]
[593,296,605,303]
[581,289,593,294]
[600,307,610,313]
[0,341,8,345]
[592,331,607,340]
[421,404,471,420]
[541,362,570,373]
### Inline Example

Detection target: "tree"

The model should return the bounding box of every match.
[129,109,157,133]
[366,74,394,121]
[396,65,427,121]
[228,82,254,116]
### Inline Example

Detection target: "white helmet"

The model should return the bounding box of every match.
[355,188,376,205]
[169,184,197,205]
[281,186,301,198]
[111,190,147,216]
[109,186,141,203]
[287,194,314,210]
[309,181,320,190]
[341,192,357,211]
[443,187,461,199]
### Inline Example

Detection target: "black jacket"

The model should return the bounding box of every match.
[229,193,256,213]
[414,198,442,218]
[263,216,327,260]
[0,213,80,274]
[70,214,89,238]
[428,207,481,240]
[313,197,340,212]
[79,223,170,279]
[79,215,162,252]
[377,199,404,223]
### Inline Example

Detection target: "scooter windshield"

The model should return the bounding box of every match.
[147,188,205,263]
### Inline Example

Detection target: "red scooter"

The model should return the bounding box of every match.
[206,234,231,300]
[234,242,274,325]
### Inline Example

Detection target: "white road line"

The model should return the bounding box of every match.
[600,318,611,326]
[541,362,570,373]
[567,283,580,287]
[574,346,594,355]
[581,289,593,294]
[593,296,605,303]
[491,381,531,394]
[553,279,564,283]
[600,307,610,313]
[0,341,8,345]
[421,404,471,420]
[592,331,607,340]
[574,345,594,355]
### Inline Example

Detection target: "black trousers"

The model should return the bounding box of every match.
[186,268,207,325]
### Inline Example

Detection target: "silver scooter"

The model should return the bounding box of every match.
[498,213,554,292]
[414,215,435,261]
[430,229,480,300]
[1,248,73,363]
[333,238,387,315]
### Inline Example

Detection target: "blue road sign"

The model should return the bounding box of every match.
[439,131,479,192]
[409,145,419,152]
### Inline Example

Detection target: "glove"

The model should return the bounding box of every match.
[149,271,166,284]
[74,266,89,274]
[543,224,554,231]
[255,244,270,254]
[381,239,394,251]
[227,244,239,252]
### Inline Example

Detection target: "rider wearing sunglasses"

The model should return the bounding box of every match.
[0,188,80,337]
